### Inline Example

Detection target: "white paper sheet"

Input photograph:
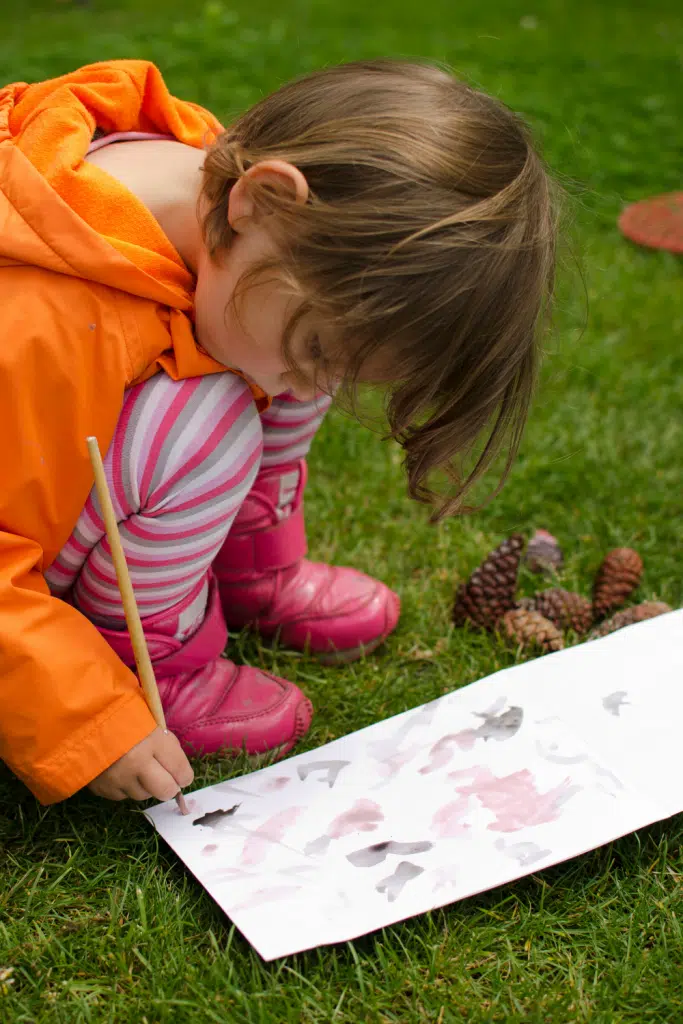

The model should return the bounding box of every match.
[145,609,683,961]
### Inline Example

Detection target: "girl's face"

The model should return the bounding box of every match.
[194,223,321,401]
[193,160,327,402]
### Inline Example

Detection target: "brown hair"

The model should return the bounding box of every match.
[201,59,558,521]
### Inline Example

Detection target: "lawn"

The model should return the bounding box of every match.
[1,0,682,1020]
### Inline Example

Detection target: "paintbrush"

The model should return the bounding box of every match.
[86,436,190,815]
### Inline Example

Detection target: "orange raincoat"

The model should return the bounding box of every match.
[0,61,265,804]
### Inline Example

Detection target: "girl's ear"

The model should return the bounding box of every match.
[227,159,309,230]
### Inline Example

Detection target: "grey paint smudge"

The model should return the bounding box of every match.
[535,741,587,765]
[603,690,630,717]
[495,838,551,866]
[420,705,523,773]
[347,840,433,868]
[192,804,241,828]
[395,697,447,738]
[592,761,625,793]
[536,740,625,795]
[296,760,351,788]
[378,697,447,751]
[304,835,332,856]
[470,705,524,742]
[376,861,424,902]
[367,698,447,780]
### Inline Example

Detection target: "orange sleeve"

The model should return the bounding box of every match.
[0,267,158,803]
[0,532,157,803]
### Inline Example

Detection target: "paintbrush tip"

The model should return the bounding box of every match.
[175,791,190,816]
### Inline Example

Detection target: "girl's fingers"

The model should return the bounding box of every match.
[153,731,194,788]
[139,759,184,803]
[123,777,154,802]
[88,781,128,801]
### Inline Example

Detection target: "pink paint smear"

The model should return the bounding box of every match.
[239,807,304,866]
[328,799,384,838]
[450,766,580,833]
[431,795,471,838]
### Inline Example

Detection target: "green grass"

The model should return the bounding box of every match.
[1,0,682,1020]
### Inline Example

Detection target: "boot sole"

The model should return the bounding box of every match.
[236,591,401,665]
[313,633,388,665]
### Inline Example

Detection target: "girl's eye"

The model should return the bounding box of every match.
[308,335,323,361]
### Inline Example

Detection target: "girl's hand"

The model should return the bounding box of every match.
[87,727,194,802]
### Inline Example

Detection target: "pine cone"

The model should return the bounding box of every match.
[524,528,564,574]
[533,588,594,634]
[587,601,671,640]
[500,607,564,653]
[453,534,525,630]
[593,548,643,618]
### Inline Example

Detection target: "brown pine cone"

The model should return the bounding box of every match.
[587,601,671,640]
[593,547,643,618]
[524,529,564,574]
[453,534,525,631]
[533,588,594,634]
[500,607,564,653]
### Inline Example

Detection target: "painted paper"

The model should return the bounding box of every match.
[145,610,683,960]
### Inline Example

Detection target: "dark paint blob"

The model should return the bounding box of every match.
[192,804,241,828]
[347,840,433,868]
[376,861,425,902]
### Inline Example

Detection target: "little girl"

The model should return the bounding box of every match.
[0,58,556,806]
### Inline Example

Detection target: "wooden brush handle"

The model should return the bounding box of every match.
[86,436,167,730]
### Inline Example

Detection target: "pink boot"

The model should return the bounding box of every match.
[213,460,400,664]
[97,574,313,758]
